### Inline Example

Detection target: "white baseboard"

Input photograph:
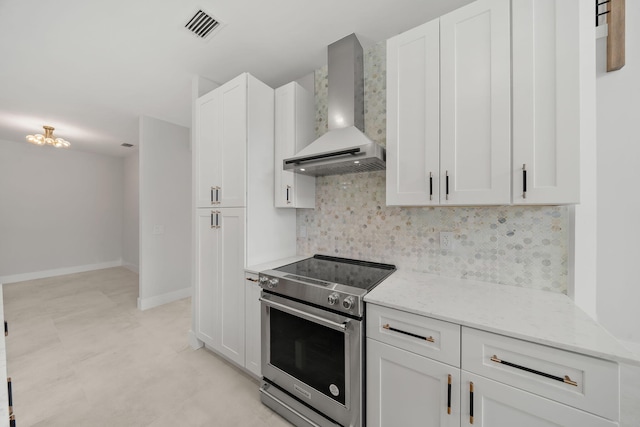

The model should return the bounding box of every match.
[188,330,203,350]
[137,287,191,311]
[122,263,139,274]
[0,259,124,284]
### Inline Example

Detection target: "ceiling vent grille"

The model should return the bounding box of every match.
[185,10,222,40]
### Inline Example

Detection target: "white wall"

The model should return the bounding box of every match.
[122,151,139,272]
[138,116,191,310]
[0,139,124,283]
[569,0,599,319]
[596,3,640,349]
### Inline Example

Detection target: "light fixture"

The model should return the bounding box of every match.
[26,126,70,148]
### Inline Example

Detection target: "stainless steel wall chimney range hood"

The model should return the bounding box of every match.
[283,34,386,177]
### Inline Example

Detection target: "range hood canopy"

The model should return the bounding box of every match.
[283,34,385,177]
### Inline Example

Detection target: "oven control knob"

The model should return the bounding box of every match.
[259,276,269,286]
[268,278,279,289]
[327,293,340,306]
[342,296,356,310]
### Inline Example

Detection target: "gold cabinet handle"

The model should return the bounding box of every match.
[447,374,452,415]
[469,381,474,424]
[8,377,13,418]
[522,164,527,199]
[429,172,433,201]
[445,170,449,201]
[382,323,435,343]
[490,355,578,387]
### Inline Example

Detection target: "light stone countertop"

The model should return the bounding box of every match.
[364,269,640,367]
[245,255,309,275]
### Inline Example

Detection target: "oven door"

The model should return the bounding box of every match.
[261,292,362,427]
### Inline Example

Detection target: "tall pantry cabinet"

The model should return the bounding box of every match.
[192,73,296,370]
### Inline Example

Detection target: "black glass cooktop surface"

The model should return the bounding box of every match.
[274,254,396,291]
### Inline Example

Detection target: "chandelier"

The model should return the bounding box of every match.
[26,126,71,148]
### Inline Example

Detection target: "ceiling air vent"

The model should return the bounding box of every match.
[121,143,134,147]
[185,10,222,40]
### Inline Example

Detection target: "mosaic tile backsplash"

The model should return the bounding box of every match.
[300,42,569,293]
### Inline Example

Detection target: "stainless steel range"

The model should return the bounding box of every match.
[259,255,396,427]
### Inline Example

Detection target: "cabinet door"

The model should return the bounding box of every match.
[512,0,580,204]
[440,0,511,205]
[461,372,618,427]
[215,208,246,366]
[367,338,460,427]
[217,75,248,207]
[274,82,315,208]
[386,18,440,206]
[244,272,261,377]
[195,90,222,208]
[195,209,221,346]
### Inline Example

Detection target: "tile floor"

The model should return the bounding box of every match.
[3,267,292,427]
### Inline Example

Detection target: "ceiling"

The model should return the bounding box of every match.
[0,0,472,157]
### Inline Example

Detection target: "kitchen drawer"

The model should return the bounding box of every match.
[367,304,460,367]
[461,327,619,421]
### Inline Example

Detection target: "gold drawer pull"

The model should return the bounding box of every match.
[469,381,474,424]
[447,374,452,414]
[245,277,259,283]
[490,355,578,387]
[382,324,435,343]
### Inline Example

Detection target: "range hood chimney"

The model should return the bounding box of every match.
[283,34,385,177]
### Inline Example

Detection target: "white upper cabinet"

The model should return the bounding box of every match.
[387,0,511,206]
[386,18,440,206]
[195,73,248,208]
[274,82,316,208]
[195,90,220,208]
[440,0,511,205]
[512,0,581,204]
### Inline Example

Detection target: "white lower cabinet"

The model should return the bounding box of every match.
[366,304,621,427]
[367,304,461,427]
[244,272,261,377]
[367,339,460,427]
[195,208,245,367]
[460,372,617,427]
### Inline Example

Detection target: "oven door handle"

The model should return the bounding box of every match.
[260,297,349,332]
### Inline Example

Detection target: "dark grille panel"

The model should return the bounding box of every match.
[185,10,220,39]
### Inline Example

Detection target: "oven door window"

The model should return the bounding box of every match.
[269,307,346,405]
